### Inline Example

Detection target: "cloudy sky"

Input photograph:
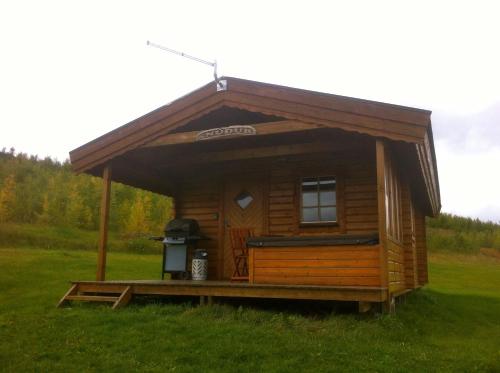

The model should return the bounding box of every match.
[1,1,499,221]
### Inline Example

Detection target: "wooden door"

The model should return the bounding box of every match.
[222,175,265,279]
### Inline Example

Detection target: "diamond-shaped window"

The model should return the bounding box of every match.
[235,190,253,209]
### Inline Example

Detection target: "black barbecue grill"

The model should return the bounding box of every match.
[154,219,204,279]
[164,218,201,243]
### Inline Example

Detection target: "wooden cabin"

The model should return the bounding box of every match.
[59,77,440,312]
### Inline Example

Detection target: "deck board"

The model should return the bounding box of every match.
[72,279,387,302]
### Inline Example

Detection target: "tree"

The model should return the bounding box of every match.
[150,195,173,232]
[0,174,17,223]
[125,194,150,235]
[67,180,92,229]
[37,193,52,225]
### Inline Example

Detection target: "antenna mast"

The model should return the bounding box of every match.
[147,41,225,90]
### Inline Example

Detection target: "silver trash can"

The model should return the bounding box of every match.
[192,249,208,280]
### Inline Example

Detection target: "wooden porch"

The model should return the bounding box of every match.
[58,279,388,308]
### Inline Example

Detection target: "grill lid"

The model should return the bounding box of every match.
[164,218,200,237]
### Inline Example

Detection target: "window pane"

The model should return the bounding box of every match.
[319,191,336,206]
[302,182,317,195]
[302,191,318,207]
[302,207,318,222]
[302,177,317,187]
[320,207,336,221]
[319,178,336,190]
[234,191,253,209]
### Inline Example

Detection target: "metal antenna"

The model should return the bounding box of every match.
[147,41,225,90]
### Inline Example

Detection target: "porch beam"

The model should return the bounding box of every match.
[96,165,112,281]
[142,120,324,148]
[156,141,354,169]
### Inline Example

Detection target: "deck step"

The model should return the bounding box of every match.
[58,284,134,309]
[65,295,119,302]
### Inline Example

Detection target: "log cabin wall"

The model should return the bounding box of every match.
[383,146,407,294]
[173,161,270,280]
[173,140,381,281]
[387,240,405,293]
[415,206,429,285]
[267,147,378,236]
[169,138,430,290]
[383,143,430,294]
[402,181,418,289]
[174,176,223,280]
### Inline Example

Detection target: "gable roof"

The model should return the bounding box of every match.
[69,76,440,215]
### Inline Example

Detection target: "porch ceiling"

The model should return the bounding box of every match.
[89,127,374,196]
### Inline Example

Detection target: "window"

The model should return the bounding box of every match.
[301,177,337,223]
[234,190,253,209]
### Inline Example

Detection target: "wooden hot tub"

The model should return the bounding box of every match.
[246,234,381,287]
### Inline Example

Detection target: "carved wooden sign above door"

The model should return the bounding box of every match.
[196,125,256,141]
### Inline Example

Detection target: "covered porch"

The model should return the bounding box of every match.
[59,127,391,310]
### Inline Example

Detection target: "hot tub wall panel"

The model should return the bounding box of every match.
[249,245,381,287]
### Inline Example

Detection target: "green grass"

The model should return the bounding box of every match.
[0,223,161,253]
[0,248,499,372]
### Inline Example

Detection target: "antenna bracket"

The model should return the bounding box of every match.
[216,79,227,91]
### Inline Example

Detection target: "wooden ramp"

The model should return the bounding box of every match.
[57,284,133,309]
[58,280,387,309]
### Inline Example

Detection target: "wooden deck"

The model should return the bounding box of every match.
[58,279,388,308]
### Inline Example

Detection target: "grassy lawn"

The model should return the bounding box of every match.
[0,248,499,372]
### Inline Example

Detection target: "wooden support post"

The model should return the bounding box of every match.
[207,296,214,306]
[200,295,206,306]
[217,180,225,281]
[96,165,112,281]
[376,140,391,313]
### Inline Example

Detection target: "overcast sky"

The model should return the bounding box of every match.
[1,1,499,221]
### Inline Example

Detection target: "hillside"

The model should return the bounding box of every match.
[0,148,172,235]
[427,213,500,254]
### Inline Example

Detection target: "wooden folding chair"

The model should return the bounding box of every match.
[229,228,254,282]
